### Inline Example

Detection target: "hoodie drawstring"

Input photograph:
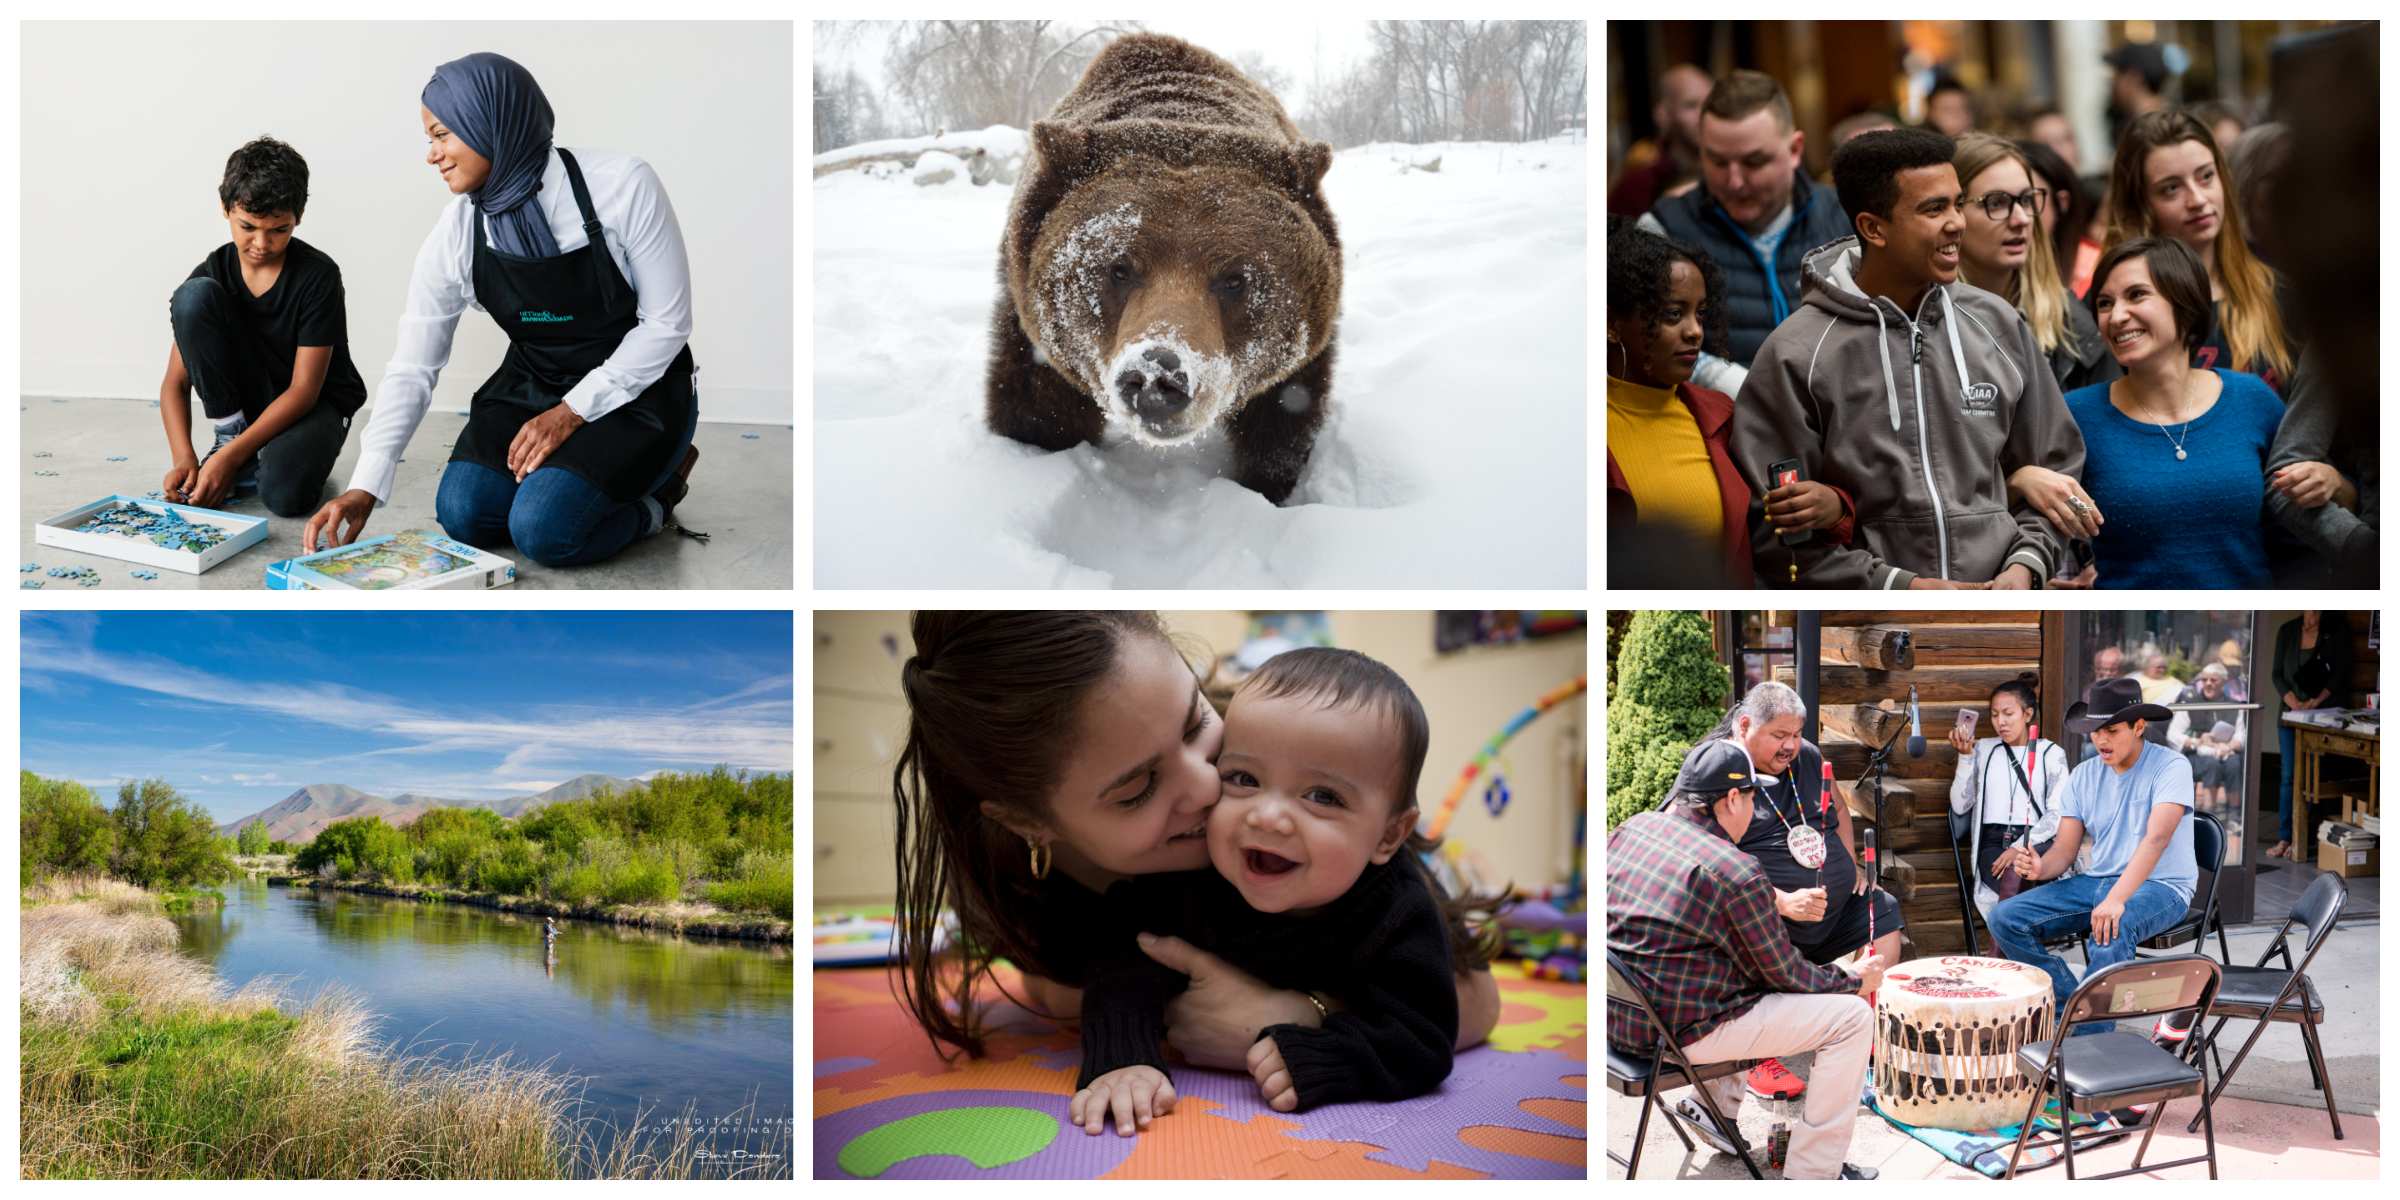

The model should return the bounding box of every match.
[1940,287,1974,401]
[1874,303,1902,432]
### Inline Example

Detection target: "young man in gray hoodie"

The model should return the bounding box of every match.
[1731,128,2085,589]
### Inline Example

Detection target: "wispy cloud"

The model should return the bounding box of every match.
[20,622,795,784]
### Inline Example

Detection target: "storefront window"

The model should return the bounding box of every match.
[2067,612,2262,920]
[1734,612,1794,699]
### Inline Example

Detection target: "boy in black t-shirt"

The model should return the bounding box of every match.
[1071,648,1460,1136]
[160,137,366,517]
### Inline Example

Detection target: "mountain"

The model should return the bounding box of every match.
[218,774,642,842]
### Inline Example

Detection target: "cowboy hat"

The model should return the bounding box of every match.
[2066,676,2173,733]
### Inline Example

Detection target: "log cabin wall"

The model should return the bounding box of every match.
[1773,611,2044,956]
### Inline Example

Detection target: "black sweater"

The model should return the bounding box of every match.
[1075,857,1458,1109]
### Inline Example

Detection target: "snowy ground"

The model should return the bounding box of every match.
[812,134,1587,587]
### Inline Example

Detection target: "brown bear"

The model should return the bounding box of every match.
[986,34,1341,505]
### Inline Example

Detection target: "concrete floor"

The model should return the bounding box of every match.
[21,397,791,590]
[1606,919,2381,1179]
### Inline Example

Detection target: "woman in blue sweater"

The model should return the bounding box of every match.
[2054,235,2275,585]
[2065,237,2281,588]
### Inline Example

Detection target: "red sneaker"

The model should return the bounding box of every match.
[1746,1058,1806,1101]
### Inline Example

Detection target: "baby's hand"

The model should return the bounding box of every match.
[1246,1036,1300,1112]
[1070,1065,1176,1136]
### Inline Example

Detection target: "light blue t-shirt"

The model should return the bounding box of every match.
[2060,741,2196,903]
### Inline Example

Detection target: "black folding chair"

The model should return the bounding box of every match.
[1604,950,1764,1179]
[2184,871,2348,1138]
[2003,955,2222,1180]
[2140,811,2232,963]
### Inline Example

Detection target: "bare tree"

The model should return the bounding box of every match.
[1304,20,1587,148]
[885,20,1141,133]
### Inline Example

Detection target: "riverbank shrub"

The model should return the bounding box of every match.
[284,770,790,917]
[704,850,794,919]
[21,773,118,887]
[296,817,415,883]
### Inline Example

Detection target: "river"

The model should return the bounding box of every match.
[174,877,793,1177]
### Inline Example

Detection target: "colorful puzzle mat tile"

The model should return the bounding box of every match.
[816,961,1585,1178]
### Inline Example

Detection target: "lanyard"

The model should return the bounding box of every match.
[1761,767,1828,870]
[1990,740,2045,826]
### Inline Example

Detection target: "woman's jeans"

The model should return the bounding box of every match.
[2278,723,2298,841]
[435,460,659,568]
[1986,873,2191,1035]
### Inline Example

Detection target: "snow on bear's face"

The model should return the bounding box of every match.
[1031,158,1333,446]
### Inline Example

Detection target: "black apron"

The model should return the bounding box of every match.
[453,147,695,502]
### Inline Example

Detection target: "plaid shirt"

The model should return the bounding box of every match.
[1606,803,1859,1054]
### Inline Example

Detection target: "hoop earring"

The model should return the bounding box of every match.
[1027,839,1052,880]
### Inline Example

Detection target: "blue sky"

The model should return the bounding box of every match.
[21,612,793,825]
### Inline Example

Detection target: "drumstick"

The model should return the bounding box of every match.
[1819,759,1836,888]
[1863,828,1878,948]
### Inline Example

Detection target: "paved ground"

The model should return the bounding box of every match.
[21,397,791,590]
[1605,918,2380,1180]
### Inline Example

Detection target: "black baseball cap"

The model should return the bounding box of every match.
[1676,740,1761,796]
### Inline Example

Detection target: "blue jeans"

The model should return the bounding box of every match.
[434,460,658,568]
[1987,873,2191,1036]
[2277,723,2297,841]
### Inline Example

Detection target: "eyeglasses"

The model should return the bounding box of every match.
[1970,189,2047,221]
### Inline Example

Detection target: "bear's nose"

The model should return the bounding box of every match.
[1143,347,1181,374]
[1115,365,1192,423]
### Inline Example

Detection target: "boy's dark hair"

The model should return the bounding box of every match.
[1606,216,1728,357]
[1702,69,1795,133]
[2087,236,2213,356]
[1240,646,1428,810]
[219,136,309,220]
[1832,126,1958,227]
[1238,645,1503,974]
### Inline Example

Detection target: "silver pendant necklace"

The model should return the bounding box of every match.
[2145,377,2196,461]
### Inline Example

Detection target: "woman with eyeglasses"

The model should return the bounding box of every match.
[1957,135,2120,396]
[1953,135,2119,555]
[2105,109,2297,393]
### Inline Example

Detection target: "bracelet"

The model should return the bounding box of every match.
[1301,991,1330,1022]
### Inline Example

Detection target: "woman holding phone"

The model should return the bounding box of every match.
[1948,674,2072,927]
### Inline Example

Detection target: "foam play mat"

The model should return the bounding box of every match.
[815,961,1586,1178]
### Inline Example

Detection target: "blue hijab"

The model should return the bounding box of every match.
[423,52,560,259]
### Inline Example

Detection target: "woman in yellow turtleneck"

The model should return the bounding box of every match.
[1607,220,1845,586]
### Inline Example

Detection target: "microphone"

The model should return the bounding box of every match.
[1907,684,1926,758]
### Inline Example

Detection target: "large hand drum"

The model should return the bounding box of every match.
[1875,956,2055,1129]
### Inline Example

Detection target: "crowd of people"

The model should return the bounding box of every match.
[1607,48,2376,589]
[1607,616,2358,1175]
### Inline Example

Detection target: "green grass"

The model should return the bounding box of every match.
[20,881,781,1178]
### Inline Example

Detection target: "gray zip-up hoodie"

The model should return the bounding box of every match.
[1731,237,2085,588]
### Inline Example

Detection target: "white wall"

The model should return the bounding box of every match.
[20,21,792,425]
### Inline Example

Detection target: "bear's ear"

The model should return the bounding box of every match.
[1289,140,1334,195]
[1031,122,1089,179]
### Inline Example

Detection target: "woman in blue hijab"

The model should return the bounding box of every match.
[304,52,701,568]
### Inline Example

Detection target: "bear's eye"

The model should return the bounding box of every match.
[1212,273,1247,300]
[1109,260,1134,285]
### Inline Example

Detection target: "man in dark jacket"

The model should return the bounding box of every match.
[1643,70,1854,377]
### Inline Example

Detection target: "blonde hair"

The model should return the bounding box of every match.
[2104,110,2293,382]
[1954,133,2069,354]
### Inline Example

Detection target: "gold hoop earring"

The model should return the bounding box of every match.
[1028,839,1052,880]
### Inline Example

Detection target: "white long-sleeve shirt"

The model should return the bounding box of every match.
[348,145,695,503]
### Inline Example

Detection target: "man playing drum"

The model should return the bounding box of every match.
[1986,676,2198,1035]
[1609,740,1887,1180]
[1672,682,1905,1102]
